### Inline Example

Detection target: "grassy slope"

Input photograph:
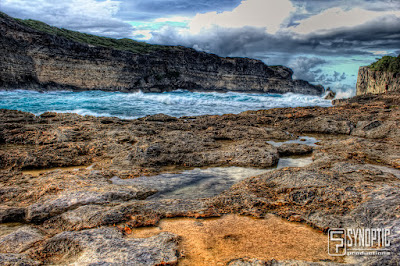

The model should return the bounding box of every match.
[0,11,174,54]
[1,11,286,70]
[369,55,400,73]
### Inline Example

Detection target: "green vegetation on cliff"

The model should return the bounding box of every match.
[368,55,400,73]
[0,11,173,54]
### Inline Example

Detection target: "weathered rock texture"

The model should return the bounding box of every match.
[356,66,400,95]
[0,93,399,265]
[0,12,324,95]
[36,228,180,265]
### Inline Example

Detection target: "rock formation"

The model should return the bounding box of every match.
[356,66,400,95]
[0,92,399,265]
[0,12,324,95]
[323,87,336,100]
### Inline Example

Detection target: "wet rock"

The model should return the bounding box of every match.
[277,143,313,156]
[0,226,44,253]
[38,227,180,265]
[39,112,57,118]
[143,113,178,122]
[323,88,336,100]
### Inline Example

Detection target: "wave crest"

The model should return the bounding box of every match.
[0,89,332,119]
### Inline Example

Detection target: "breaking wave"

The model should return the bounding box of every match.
[0,89,332,119]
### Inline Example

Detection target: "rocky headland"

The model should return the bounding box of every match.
[0,92,399,265]
[0,12,323,95]
[357,56,400,95]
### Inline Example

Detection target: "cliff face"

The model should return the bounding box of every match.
[356,66,400,95]
[0,13,323,95]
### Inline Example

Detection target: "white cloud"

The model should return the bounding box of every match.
[154,16,191,23]
[290,7,400,35]
[1,0,133,38]
[132,29,153,40]
[371,50,388,55]
[188,0,295,34]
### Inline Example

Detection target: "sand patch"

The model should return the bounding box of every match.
[130,214,341,265]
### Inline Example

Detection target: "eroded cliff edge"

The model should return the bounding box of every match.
[0,12,323,94]
[357,58,400,95]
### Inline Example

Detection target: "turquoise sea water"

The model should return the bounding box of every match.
[0,90,332,119]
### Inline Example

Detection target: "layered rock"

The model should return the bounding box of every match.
[0,93,399,264]
[0,12,323,95]
[356,66,400,95]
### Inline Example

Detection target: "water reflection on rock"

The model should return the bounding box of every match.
[111,156,313,200]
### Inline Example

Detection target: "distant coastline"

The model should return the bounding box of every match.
[0,11,324,95]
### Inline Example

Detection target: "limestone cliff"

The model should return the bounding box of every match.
[0,12,323,95]
[356,66,400,95]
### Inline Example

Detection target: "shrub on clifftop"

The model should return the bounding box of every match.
[368,55,400,73]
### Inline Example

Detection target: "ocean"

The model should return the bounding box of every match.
[0,89,332,119]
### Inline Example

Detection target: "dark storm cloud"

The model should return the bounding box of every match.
[314,71,347,85]
[150,12,400,58]
[289,57,326,82]
[287,57,348,86]
[117,0,241,21]
[288,0,400,29]
[291,0,400,13]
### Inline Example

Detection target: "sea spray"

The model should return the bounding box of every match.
[0,89,332,119]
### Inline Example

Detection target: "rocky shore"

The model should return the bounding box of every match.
[0,92,399,265]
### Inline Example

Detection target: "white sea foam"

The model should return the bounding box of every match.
[0,89,332,119]
[334,89,355,99]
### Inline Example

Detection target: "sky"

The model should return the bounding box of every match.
[1,0,400,96]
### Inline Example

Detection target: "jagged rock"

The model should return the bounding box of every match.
[357,66,400,95]
[210,161,400,230]
[0,93,399,264]
[143,113,178,122]
[0,226,44,253]
[42,204,130,232]
[37,227,180,265]
[26,186,157,223]
[352,120,399,140]
[324,88,336,100]
[298,117,354,135]
[129,134,279,168]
